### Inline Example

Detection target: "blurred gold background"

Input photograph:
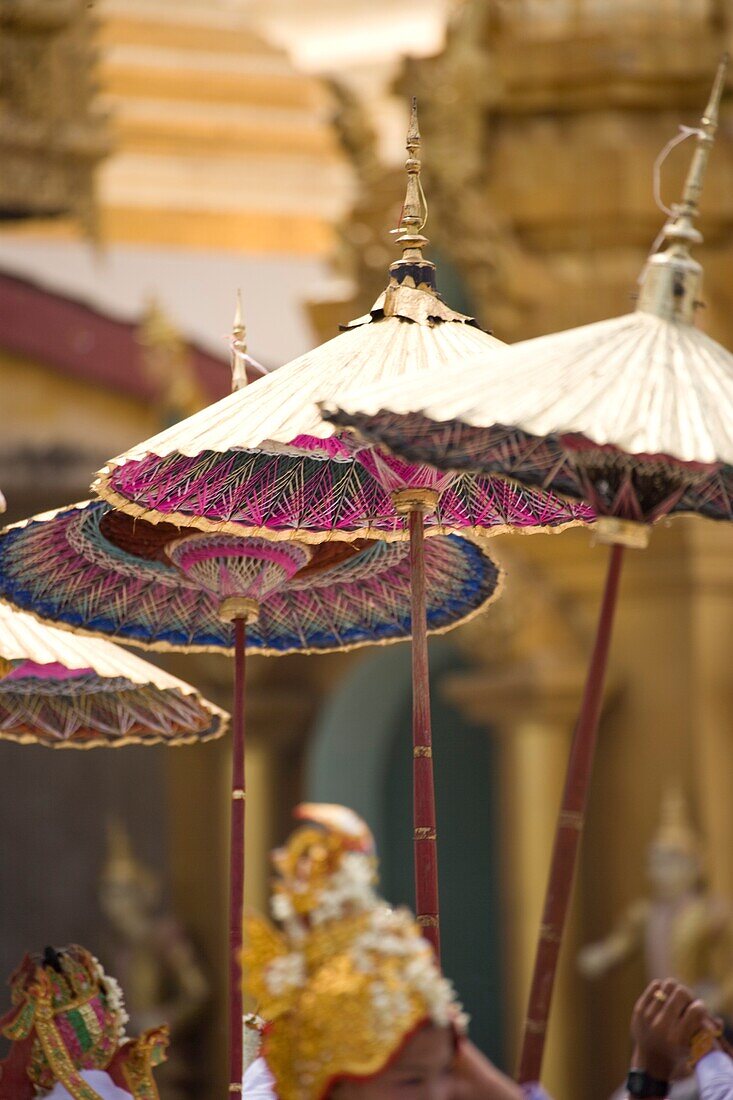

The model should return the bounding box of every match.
[1,3,733,1099]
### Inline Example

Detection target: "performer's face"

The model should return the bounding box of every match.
[331,1025,457,1100]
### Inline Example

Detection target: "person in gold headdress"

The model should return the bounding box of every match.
[578,789,733,1014]
[242,803,529,1100]
[0,944,168,1100]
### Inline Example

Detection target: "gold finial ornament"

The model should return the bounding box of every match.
[673,54,728,239]
[389,98,436,291]
[637,56,728,324]
[231,290,249,393]
[229,291,268,390]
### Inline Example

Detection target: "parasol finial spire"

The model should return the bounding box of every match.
[398,97,426,250]
[231,289,249,393]
[389,97,436,291]
[637,57,728,324]
[672,53,728,242]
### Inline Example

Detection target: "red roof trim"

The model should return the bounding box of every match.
[0,269,243,403]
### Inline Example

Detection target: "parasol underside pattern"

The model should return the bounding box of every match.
[103,439,594,540]
[0,603,228,748]
[0,501,503,655]
[326,312,733,524]
[93,288,592,541]
[0,673,223,748]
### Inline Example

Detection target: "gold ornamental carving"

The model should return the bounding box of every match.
[0,0,109,228]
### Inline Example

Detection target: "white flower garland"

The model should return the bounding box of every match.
[264,952,306,996]
[350,909,469,1035]
[271,851,378,935]
[308,853,378,926]
[266,853,469,1037]
[242,1013,265,1070]
[91,957,130,1040]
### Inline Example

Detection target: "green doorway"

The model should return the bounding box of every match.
[306,640,504,1064]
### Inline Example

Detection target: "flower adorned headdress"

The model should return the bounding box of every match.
[0,945,168,1100]
[243,803,467,1100]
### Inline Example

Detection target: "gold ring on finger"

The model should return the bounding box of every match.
[654,991,668,1004]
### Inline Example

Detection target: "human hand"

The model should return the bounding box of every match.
[630,979,720,1081]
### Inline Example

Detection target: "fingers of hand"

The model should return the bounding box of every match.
[661,978,683,1001]
[641,980,669,1022]
[680,1001,715,1046]
[658,984,694,1027]
[633,982,661,1028]
[644,980,664,1004]
[647,978,680,1013]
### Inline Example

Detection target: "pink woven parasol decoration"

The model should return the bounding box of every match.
[324,61,732,1084]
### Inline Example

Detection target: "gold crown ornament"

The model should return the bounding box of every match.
[243,804,467,1100]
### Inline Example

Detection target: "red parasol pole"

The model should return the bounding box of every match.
[517,542,625,1084]
[396,489,441,962]
[228,615,246,1096]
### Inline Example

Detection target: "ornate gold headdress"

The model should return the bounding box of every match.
[243,803,466,1100]
[0,944,168,1100]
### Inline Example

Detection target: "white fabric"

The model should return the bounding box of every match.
[696,1050,733,1100]
[44,1069,133,1100]
[243,1056,277,1099]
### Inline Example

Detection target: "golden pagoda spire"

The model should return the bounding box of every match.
[231,289,249,393]
[389,98,436,291]
[637,56,728,324]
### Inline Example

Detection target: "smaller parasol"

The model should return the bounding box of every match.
[0,601,228,748]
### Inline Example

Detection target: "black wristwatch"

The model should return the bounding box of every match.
[626,1069,669,1098]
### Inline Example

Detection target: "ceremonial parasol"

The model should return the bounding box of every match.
[0,601,227,748]
[91,102,590,966]
[324,63,732,1082]
[0,498,501,1091]
[0,482,226,748]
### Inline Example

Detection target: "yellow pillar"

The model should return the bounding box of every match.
[688,522,733,898]
[446,642,588,1100]
[499,715,586,1100]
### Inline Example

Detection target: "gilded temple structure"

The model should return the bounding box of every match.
[397,4,733,1097]
[0,0,108,225]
